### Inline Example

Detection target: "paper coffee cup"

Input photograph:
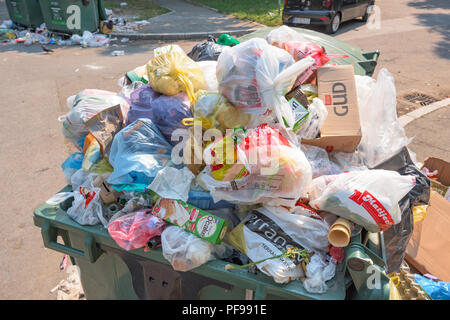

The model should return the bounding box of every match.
[328,218,352,247]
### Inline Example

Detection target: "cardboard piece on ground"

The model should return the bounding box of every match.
[405,191,450,282]
[422,157,450,197]
[302,64,361,153]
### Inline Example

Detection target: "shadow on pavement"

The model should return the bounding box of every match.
[408,0,450,10]
[408,0,450,60]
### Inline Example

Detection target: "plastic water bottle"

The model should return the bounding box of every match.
[111,50,125,56]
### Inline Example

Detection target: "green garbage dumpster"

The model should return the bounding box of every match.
[38,0,107,34]
[5,0,44,28]
[33,27,388,300]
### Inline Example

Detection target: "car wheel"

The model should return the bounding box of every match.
[326,13,340,34]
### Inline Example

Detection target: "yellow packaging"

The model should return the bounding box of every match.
[146,52,205,103]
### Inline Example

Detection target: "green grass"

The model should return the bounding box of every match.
[104,0,170,20]
[189,0,284,26]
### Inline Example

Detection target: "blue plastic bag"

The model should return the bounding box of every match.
[125,84,192,145]
[187,190,235,210]
[107,119,173,186]
[414,274,450,300]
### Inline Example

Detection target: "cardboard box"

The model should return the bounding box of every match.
[405,191,450,282]
[422,157,450,197]
[152,199,229,244]
[93,176,121,205]
[302,65,362,153]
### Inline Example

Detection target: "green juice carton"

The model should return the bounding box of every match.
[152,198,229,244]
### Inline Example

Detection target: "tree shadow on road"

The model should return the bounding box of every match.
[408,0,450,60]
[408,0,450,10]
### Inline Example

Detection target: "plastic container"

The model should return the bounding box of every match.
[5,0,44,28]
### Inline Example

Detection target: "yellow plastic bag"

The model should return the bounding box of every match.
[190,91,250,132]
[146,52,204,103]
[412,205,428,224]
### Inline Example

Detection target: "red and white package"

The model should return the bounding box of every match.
[308,170,416,233]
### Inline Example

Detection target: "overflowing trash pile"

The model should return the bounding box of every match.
[54,25,433,295]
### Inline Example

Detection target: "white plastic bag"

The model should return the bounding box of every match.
[308,169,416,233]
[328,151,367,175]
[257,49,315,128]
[266,25,307,48]
[161,226,215,272]
[148,166,195,202]
[356,69,411,168]
[67,173,108,227]
[227,206,329,284]
[296,97,328,139]
[303,254,336,294]
[197,60,219,92]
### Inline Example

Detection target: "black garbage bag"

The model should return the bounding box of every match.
[187,35,224,62]
[374,147,431,274]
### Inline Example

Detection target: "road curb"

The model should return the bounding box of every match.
[399,98,450,127]
[111,28,261,40]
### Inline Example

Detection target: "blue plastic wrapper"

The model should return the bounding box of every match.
[125,84,192,145]
[414,274,450,300]
[61,152,84,182]
[107,119,173,186]
[187,190,235,210]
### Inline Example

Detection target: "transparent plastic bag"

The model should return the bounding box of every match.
[148,166,195,202]
[308,169,416,233]
[356,69,411,168]
[146,51,205,103]
[301,144,332,178]
[256,48,315,128]
[296,97,328,139]
[197,61,219,92]
[67,173,108,227]
[303,254,336,294]
[217,38,315,127]
[201,124,312,206]
[216,38,268,114]
[266,25,307,48]
[60,89,129,148]
[107,119,173,186]
[161,226,215,272]
[108,209,166,251]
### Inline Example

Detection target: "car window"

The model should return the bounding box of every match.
[343,0,356,5]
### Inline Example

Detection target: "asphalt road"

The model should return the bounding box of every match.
[0,0,448,299]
